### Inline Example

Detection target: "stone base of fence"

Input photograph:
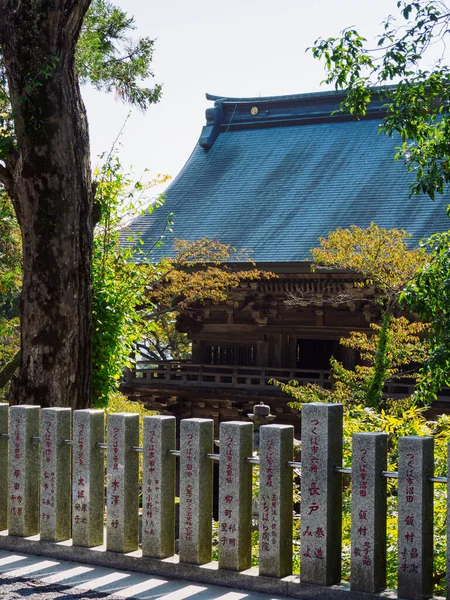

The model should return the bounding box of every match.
[0,531,408,600]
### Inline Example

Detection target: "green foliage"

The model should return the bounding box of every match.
[76,0,161,110]
[137,313,191,363]
[0,66,14,162]
[272,316,427,409]
[309,224,428,409]
[277,224,448,593]
[311,223,427,304]
[0,190,21,297]
[0,190,21,398]
[152,238,271,311]
[401,230,450,401]
[91,156,267,406]
[310,1,450,200]
[135,238,273,367]
[105,391,156,420]
[366,313,391,409]
[91,155,166,407]
[0,317,19,401]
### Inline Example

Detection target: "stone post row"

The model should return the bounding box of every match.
[5,406,108,545]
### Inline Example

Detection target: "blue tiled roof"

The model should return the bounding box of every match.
[124,90,450,263]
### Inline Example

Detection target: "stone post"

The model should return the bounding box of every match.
[179,418,213,565]
[8,405,40,536]
[72,409,105,547]
[218,421,253,571]
[350,432,388,593]
[106,413,139,553]
[40,407,72,541]
[259,424,294,578]
[142,415,176,559]
[300,403,343,585]
[0,403,8,531]
[398,436,434,600]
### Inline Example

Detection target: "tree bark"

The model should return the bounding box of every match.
[0,0,93,408]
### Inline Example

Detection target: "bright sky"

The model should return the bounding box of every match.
[81,1,423,194]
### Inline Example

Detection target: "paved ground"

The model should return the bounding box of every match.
[0,551,287,600]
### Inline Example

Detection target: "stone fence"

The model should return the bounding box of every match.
[0,402,445,600]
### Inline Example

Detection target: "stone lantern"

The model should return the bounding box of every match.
[248,401,276,449]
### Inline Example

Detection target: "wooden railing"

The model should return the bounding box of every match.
[124,362,450,401]
[125,361,331,391]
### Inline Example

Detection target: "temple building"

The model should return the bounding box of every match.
[122,90,450,431]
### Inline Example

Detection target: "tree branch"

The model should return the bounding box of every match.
[62,0,92,46]
[0,350,20,389]
[0,163,13,194]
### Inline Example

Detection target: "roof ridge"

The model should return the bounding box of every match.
[206,85,396,104]
[205,89,349,103]
[199,89,386,150]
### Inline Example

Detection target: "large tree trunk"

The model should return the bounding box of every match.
[0,0,93,408]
